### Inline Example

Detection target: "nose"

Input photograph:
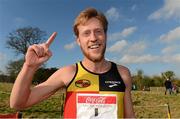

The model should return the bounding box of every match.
[90,32,97,42]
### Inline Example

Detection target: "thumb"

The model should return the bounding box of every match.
[38,55,51,64]
[46,50,52,57]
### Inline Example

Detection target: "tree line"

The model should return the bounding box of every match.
[133,70,180,90]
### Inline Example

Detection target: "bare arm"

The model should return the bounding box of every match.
[10,32,66,110]
[10,65,62,109]
[11,65,75,109]
[118,66,135,118]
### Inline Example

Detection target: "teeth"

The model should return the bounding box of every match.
[89,44,100,49]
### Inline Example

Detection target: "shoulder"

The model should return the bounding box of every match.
[116,64,131,80]
[115,64,132,87]
[58,64,76,73]
[51,64,77,86]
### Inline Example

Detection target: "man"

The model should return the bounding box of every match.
[10,8,135,118]
[164,78,172,95]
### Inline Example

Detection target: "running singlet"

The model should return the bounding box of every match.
[64,61,126,118]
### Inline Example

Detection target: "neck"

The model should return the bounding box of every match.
[82,58,111,74]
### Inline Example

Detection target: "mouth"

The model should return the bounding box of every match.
[88,44,101,49]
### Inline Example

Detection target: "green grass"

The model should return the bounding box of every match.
[0,82,64,118]
[132,91,180,118]
[0,82,180,118]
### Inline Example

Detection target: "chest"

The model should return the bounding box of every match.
[67,70,125,92]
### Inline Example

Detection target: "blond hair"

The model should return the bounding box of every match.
[73,8,108,37]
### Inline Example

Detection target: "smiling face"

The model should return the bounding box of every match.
[77,18,106,62]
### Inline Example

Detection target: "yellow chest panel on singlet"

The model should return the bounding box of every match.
[67,63,99,92]
[64,62,126,118]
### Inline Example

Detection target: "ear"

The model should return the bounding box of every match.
[76,37,80,46]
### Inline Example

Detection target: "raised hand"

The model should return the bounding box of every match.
[24,32,57,68]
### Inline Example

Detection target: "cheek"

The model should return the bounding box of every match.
[79,41,87,49]
[78,38,88,46]
[100,37,106,46]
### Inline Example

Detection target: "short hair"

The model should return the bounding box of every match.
[73,8,108,37]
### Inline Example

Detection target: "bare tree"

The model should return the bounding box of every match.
[6,26,46,55]
[5,27,46,81]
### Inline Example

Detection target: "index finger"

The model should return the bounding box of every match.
[46,32,57,47]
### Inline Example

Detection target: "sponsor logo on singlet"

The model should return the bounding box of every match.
[75,79,91,88]
[105,81,121,88]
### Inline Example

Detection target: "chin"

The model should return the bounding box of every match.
[89,54,104,62]
[82,47,106,62]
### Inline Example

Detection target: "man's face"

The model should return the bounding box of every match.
[77,18,106,62]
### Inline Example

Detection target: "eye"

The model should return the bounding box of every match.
[82,31,90,37]
[95,29,104,35]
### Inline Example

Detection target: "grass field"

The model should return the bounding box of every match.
[0,82,180,118]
